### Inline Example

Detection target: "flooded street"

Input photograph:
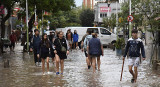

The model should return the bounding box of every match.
[0,43,160,87]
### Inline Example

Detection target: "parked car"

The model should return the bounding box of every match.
[56,27,117,46]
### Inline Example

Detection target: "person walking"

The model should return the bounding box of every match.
[123,29,146,83]
[30,29,41,66]
[66,29,73,50]
[49,32,56,64]
[83,30,92,69]
[54,31,69,75]
[38,33,52,75]
[73,30,79,49]
[88,33,103,73]
[9,30,17,51]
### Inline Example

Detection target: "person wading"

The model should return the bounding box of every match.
[83,30,92,69]
[66,29,73,51]
[123,29,146,83]
[30,29,41,66]
[38,33,52,75]
[88,33,103,73]
[54,31,69,75]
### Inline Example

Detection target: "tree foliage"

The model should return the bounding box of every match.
[79,9,94,27]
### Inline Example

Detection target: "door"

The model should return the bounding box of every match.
[100,28,111,45]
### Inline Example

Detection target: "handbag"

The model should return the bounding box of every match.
[58,39,67,53]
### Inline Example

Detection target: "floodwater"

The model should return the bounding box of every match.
[0,43,160,87]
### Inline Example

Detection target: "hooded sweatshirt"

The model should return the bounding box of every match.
[83,35,92,50]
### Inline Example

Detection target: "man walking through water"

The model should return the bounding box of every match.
[30,29,41,66]
[123,29,146,83]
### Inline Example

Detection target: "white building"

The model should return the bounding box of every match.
[94,2,121,25]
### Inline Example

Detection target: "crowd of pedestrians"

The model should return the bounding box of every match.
[4,28,146,84]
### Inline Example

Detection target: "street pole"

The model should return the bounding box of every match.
[21,17,22,39]
[35,5,36,29]
[26,0,29,51]
[129,0,132,38]
[116,1,118,34]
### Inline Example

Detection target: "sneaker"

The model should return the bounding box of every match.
[47,72,50,74]
[56,72,60,75]
[131,78,135,83]
[88,65,91,69]
[43,73,45,75]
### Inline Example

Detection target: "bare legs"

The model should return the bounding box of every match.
[55,54,64,74]
[97,56,101,71]
[128,65,138,83]
[42,57,49,75]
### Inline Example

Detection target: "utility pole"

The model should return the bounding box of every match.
[116,1,118,34]
[129,0,132,38]
[26,0,29,51]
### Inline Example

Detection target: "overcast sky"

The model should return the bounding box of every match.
[75,0,83,7]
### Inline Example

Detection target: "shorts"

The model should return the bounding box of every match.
[90,54,100,57]
[10,42,15,48]
[50,51,55,58]
[67,40,72,44]
[40,53,50,59]
[128,57,140,67]
[57,51,67,60]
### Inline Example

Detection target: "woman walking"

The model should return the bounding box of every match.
[37,33,52,75]
[73,30,79,49]
[88,33,104,73]
[54,31,69,75]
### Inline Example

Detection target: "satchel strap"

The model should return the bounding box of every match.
[58,39,63,47]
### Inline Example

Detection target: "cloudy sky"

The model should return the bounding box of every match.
[75,0,83,7]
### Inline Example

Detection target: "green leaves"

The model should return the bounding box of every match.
[79,9,94,27]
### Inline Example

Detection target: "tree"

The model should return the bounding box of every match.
[19,0,75,32]
[103,13,116,30]
[80,9,94,27]
[0,0,20,38]
[49,7,81,29]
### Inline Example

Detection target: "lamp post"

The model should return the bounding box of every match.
[26,0,29,51]
[106,0,110,30]
[129,0,132,38]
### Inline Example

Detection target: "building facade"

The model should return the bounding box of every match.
[94,2,121,25]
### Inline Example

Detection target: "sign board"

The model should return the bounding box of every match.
[127,15,134,22]
[100,7,111,12]
[34,21,38,26]
[0,6,4,15]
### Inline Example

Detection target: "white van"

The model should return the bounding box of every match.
[56,27,117,46]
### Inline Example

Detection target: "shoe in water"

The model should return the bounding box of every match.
[56,72,60,75]
[131,78,135,83]
[88,66,91,69]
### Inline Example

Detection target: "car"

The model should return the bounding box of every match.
[56,27,117,46]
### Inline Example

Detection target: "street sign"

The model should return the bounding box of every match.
[34,21,38,26]
[127,15,134,22]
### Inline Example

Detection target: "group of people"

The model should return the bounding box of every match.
[29,29,104,75]
[29,28,146,83]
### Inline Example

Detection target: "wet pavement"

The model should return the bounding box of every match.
[0,43,160,87]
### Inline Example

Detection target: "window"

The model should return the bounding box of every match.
[100,28,111,35]
[100,14,103,18]
[87,28,99,34]
[100,13,107,18]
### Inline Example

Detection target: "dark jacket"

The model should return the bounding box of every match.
[30,35,41,50]
[37,40,52,54]
[54,38,69,53]
[89,38,102,55]
[123,38,146,58]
